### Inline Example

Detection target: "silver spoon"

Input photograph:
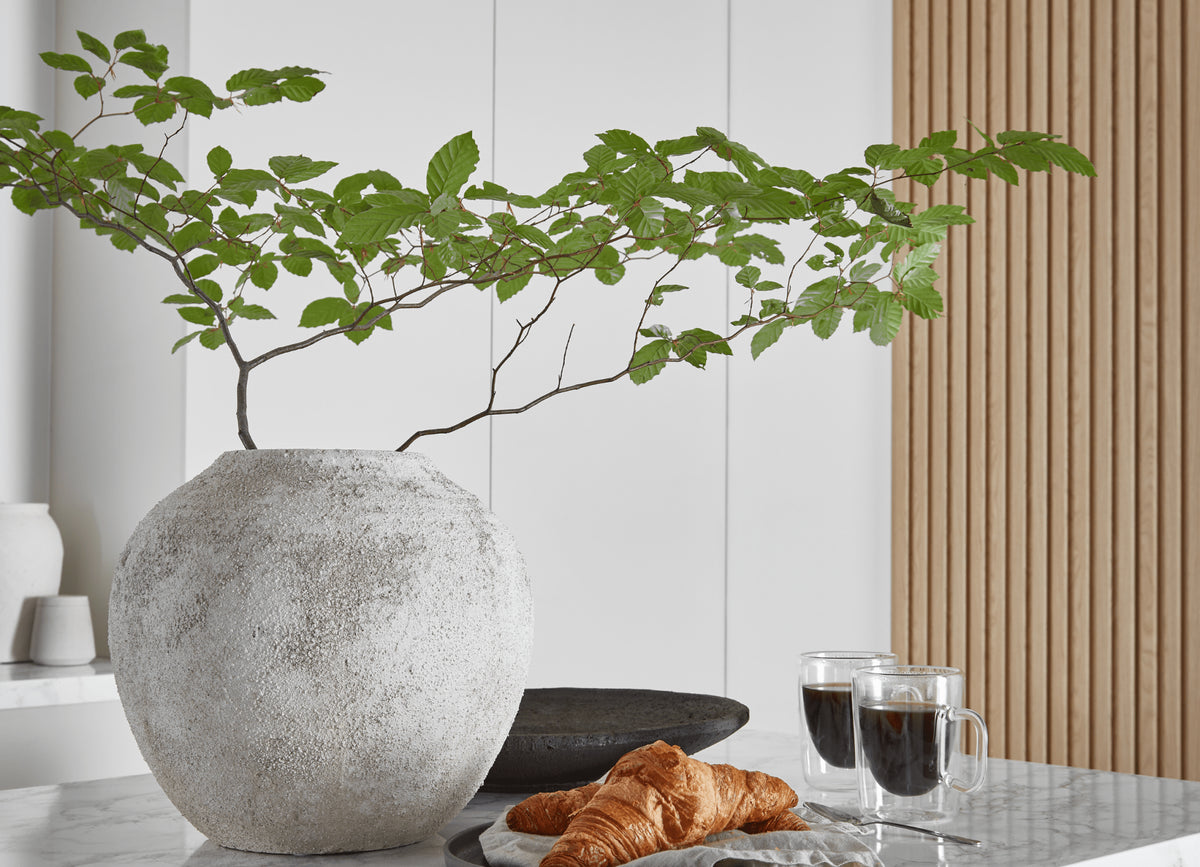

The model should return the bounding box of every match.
[804,801,983,847]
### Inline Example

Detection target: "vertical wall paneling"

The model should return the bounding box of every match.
[893,0,1199,778]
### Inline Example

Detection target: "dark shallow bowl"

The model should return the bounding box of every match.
[480,687,749,792]
[444,822,492,867]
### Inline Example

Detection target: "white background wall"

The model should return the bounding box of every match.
[0,0,892,788]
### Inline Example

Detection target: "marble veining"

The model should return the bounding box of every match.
[0,729,1197,866]
[0,659,116,709]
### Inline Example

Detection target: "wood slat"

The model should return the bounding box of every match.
[1089,0,1116,775]
[1111,0,1138,776]
[984,0,1009,760]
[1156,0,1183,782]
[1025,0,1051,767]
[1067,0,1094,773]
[1005,0,1030,762]
[1135,0,1161,777]
[1047,0,1072,770]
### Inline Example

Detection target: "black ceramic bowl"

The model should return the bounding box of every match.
[481,687,750,792]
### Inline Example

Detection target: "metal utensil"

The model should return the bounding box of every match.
[804,801,983,847]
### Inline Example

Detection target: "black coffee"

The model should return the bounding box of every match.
[857,700,951,797]
[802,682,855,769]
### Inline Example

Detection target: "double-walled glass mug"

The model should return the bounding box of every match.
[851,665,988,823]
[798,650,897,790]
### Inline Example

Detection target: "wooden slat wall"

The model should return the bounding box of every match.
[892,0,1200,779]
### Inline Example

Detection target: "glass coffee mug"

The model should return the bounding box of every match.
[798,650,897,790]
[851,665,988,823]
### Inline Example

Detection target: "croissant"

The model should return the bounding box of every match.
[506,781,808,837]
[539,740,803,867]
[507,783,603,834]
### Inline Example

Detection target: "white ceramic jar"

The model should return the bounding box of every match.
[30,595,95,666]
[0,503,65,662]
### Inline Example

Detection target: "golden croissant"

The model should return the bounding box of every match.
[508,740,807,867]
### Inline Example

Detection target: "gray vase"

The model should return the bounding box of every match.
[109,450,533,855]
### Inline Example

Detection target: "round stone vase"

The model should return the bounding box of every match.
[0,503,65,662]
[109,450,533,855]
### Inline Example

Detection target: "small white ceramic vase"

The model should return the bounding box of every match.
[30,595,95,666]
[0,503,65,662]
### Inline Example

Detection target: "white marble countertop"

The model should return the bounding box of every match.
[0,659,116,709]
[0,728,1196,866]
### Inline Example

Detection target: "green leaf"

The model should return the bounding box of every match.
[649,283,687,306]
[226,68,277,91]
[198,328,226,350]
[595,263,625,285]
[340,202,424,244]
[268,155,337,184]
[848,261,883,283]
[76,31,110,62]
[279,76,325,102]
[811,307,844,339]
[629,339,671,384]
[902,282,944,318]
[918,130,958,151]
[1030,140,1097,176]
[250,260,278,289]
[161,294,199,305]
[202,147,228,178]
[11,186,47,215]
[229,298,275,320]
[173,221,214,251]
[911,203,974,230]
[750,319,785,359]
[281,255,313,276]
[497,271,532,302]
[219,168,277,195]
[113,30,147,50]
[171,331,201,353]
[863,189,911,227]
[300,297,352,327]
[896,242,941,282]
[597,129,652,155]
[73,74,101,99]
[869,294,903,345]
[426,131,479,199]
[39,52,91,73]
[735,265,761,288]
[177,306,215,326]
[977,152,1020,185]
[864,143,901,168]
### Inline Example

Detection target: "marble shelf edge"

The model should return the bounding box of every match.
[0,659,117,709]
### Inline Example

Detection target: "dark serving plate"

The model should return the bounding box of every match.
[444,822,492,867]
[480,687,749,792]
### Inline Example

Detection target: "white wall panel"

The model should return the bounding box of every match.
[0,0,55,504]
[490,0,730,698]
[48,0,189,658]
[185,1,495,498]
[726,0,894,733]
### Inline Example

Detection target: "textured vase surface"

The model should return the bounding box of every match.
[109,450,533,854]
[0,503,64,662]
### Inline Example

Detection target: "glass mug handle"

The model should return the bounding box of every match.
[938,706,988,794]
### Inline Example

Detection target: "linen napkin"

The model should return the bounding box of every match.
[478,806,882,867]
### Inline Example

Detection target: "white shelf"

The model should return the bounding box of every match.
[0,660,117,710]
